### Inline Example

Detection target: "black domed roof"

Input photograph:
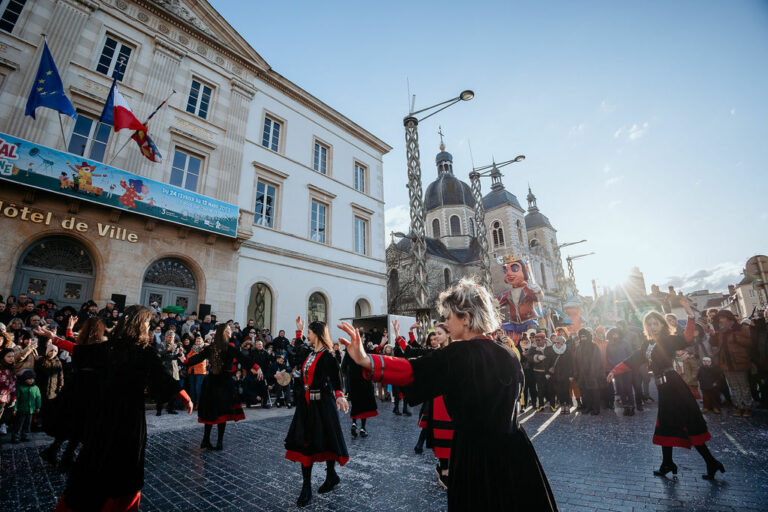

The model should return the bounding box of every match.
[435,151,453,164]
[483,188,523,211]
[425,173,475,212]
[525,210,553,230]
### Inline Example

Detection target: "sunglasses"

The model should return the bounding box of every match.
[506,263,521,273]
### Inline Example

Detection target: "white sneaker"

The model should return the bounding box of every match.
[0,424,6,435]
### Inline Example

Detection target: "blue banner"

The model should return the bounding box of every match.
[0,132,238,237]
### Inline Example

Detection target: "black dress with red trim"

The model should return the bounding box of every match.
[341,352,377,420]
[284,348,349,467]
[613,333,710,449]
[366,336,557,512]
[56,341,187,512]
[187,343,255,425]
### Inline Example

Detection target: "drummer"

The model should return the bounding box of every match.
[270,353,293,408]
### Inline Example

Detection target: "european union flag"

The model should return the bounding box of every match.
[24,41,77,120]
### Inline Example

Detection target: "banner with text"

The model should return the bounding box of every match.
[0,132,238,237]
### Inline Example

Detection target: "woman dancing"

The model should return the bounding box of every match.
[285,316,349,507]
[38,305,192,512]
[341,338,377,438]
[339,278,557,511]
[607,300,725,480]
[186,323,259,450]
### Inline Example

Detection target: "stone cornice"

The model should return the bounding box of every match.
[153,34,187,61]
[307,183,336,200]
[64,0,100,14]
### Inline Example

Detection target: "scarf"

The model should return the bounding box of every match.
[552,343,567,355]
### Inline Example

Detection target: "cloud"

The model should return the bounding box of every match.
[607,200,622,208]
[603,164,611,174]
[604,176,622,186]
[600,100,616,113]
[568,123,586,138]
[730,108,736,116]
[663,261,743,294]
[614,122,649,141]
[384,204,411,242]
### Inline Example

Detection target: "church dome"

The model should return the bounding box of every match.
[524,186,554,230]
[425,173,476,212]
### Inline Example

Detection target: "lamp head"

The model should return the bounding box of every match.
[459,90,475,101]
[514,155,526,163]
[393,232,407,239]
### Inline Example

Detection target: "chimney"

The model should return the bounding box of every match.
[728,285,736,296]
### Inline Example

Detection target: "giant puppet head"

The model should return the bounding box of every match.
[501,254,529,288]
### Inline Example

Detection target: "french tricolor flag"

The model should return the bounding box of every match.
[100,78,144,132]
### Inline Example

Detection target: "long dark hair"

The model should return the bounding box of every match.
[111,305,153,348]
[77,317,106,345]
[308,321,332,351]
[209,323,230,375]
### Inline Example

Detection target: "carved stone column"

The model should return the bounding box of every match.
[215,78,255,203]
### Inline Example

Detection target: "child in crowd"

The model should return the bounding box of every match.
[11,369,41,443]
[0,348,16,436]
[698,357,722,414]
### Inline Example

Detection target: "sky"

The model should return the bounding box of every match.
[211,0,768,297]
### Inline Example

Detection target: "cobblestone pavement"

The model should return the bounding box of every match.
[2,397,767,512]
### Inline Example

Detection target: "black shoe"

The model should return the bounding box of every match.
[702,460,725,480]
[214,442,223,451]
[297,484,312,507]
[414,443,423,454]
[403,409,412,417]
[317,472,340,494]
[636,403,644,412]
[286,403,293,408]
[351,423,358,438]
[626,406,635,416]
[590,409,600,415]
[156,410,162,416]
[200,439,214,450]
[263,403,272,409]
[393,407,402,416]
[168,409,178,415]
[359,428,368,438]
[653,462,678,477]
[20,436,29,442]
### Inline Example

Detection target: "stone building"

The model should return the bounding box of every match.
[387,140,567,318]
[0,0,389,327]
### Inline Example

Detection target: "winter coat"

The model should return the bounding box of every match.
[544,345,574,380]
[697,365,722,391]
[673,356,699,387]
[574,340,604,390]
[13,342,37,376]
[711,326,753,372]
[0,368,16,404]
[37,357,64,399]
[14,382,41,413]
[606,339,633,368]
[530,345,549,373]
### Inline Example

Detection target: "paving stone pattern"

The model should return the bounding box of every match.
[2,398,767,512]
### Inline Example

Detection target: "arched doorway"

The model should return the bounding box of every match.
[355,298,371,318]
[247,282,273,330]
[308,292,327,323]
[140,258,197,314]
[12,236,95,310]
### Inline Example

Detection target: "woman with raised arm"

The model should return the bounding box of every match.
[608,300,725,480]
[37,305,193,512]
[186,322,259,450]
[341,330,377,439]
[285,316,349,507]
[339,278,557,512]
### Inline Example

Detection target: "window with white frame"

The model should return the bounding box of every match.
[0,0,26,33]
[254,180,277,228]
[262,115,281,151]
[96,36,132,81]
[170,149,202,192]
[186,79,212,120]
[313,140,329,175]
[310,200,328,243]
[354,162,367,192]
[354,217,368,255]
[67,113,111,162]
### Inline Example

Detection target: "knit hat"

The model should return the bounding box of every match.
[20,369,36,380]
[702,357,712,363]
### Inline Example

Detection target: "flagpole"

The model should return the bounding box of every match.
[107,89,175,166]
[57,113,68,150]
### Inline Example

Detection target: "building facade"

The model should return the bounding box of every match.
[0,0,389,327]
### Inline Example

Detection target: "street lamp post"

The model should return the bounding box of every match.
[553,239,586,303]
[468,155,525,289]
[403,90,473,343]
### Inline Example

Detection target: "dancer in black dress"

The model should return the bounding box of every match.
[285,316,349,507]
[608,300,725,480]
[38,305,192,512]
[187,323,258,450]
[341,345,377,438]
[339,278,557,511]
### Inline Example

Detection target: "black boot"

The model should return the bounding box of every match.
[403,404,412,417]
[318,461,340,493]
[351,422,358,438]
[654,446,677,477]
[297,465,312,507]
[576,398,585,411]
[214,423,225,450]
[393,402,402,415]
[201,424,214,450]
[696,444,725,480]
[414,429,426,454]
